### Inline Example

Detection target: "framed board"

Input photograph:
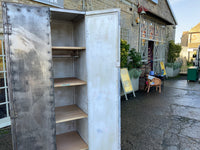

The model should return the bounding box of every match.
[120,68,136,100]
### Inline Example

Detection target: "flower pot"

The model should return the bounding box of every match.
[130,76,139,91]
[166,66,180,77]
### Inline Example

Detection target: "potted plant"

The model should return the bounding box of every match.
[166,40,182,77]
[120,40,142,92]
[120,39,129,68]
[128,48,142,91]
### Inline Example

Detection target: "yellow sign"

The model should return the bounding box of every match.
[160,62,166,76]
[120,68,133,93]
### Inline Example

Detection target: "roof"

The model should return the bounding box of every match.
[182,31,189,35]
[189,23,200,32]
[166,0,177,25]
[140,0,177,25]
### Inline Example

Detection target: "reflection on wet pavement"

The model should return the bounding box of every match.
[121,76,200,150]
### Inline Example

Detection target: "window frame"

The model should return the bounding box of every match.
[0,37,10,128]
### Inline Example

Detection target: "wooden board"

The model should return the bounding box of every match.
[54,78,87,87]
[56,131,88,150]
[55,105,88,123]
[52,46,86,50]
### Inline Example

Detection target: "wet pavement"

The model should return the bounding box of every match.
[1,76,200,150]
[0,127,12,150]
[121,75,200,150]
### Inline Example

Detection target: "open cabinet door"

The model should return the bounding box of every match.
[2,3,56,150]
[86,9,121,150]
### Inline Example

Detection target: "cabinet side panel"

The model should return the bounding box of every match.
[51,20,74,46]
[56,121,76,135]
[2,3,56,150]
[76,50,88,143]
[74,19,85,47]
[86,10,120,150]
[53,58,74,78]
[54,87,74,107]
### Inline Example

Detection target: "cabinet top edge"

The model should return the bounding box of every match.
[86,8,120,16]
[50,7,86,15]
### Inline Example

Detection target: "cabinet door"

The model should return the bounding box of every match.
[2,3,56,150]
[86,9,120,150]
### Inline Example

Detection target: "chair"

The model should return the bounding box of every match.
[145,75,162,93]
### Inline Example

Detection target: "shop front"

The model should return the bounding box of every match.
[139,16,166,75]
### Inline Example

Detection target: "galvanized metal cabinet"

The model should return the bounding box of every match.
[3,2,120,150]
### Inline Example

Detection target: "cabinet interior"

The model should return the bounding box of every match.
[51,10,88,150]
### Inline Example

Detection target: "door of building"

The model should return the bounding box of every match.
[148,41,154,72]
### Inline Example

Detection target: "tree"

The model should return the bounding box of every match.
[167,40,182,63]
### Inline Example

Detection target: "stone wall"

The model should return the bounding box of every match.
[142,0,176,25]
[181,31,188,47]
[180,46,189,60]
[0,0,176,52]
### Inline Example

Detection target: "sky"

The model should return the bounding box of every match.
[168,0,200,43]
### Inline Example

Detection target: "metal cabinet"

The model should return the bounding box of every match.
[2,2,120,150]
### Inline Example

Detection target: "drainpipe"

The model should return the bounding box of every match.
[82,0,86,11]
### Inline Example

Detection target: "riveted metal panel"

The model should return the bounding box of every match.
[86,9,121,150]
[2,2,56,150]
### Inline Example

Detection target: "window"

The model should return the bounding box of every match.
[0,38,10,128]
[32,0,64,8]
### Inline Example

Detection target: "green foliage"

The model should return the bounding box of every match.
[120,40,142,78]
[187,61,193,67]
[166,62,182,70]
[129,68,142,79]
[120,39,129,68]
[128,48,142,69]
[167,40,182,63]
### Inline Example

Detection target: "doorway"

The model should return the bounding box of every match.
[148,41,154,72]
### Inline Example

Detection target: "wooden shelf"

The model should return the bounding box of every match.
[54,77,86,87]
[56,131,88,150]
[52,46,86,50]
[55,105,87,123]
[52,55,79,58]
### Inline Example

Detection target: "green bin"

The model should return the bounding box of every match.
[187,66,198,81]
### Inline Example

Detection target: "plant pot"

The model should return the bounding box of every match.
[166,66,180,77]
[130,76,139,91]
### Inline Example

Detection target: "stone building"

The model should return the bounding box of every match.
[180,23,200,61]
[0,0,176,128]
[0,0,176,69]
